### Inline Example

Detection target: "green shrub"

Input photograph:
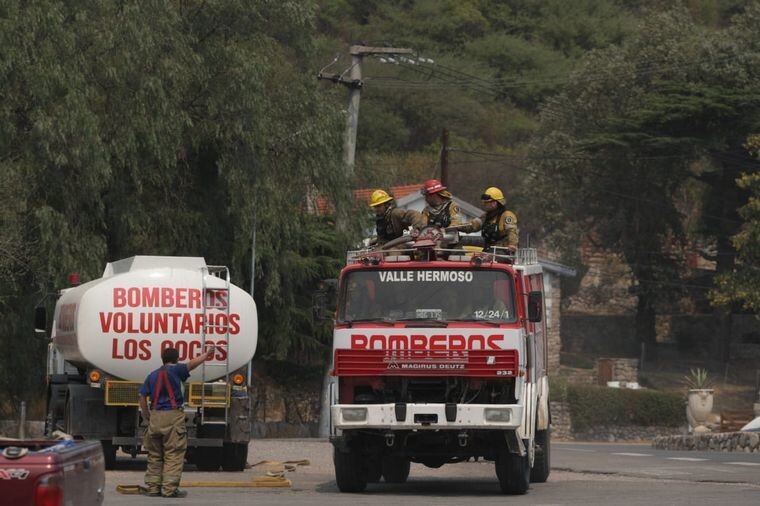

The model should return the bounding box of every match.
[566,385,684,429]
[548,375,569,402]
[559,351,596,370]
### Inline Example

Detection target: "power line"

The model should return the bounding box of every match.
[448,152,743,225]
[428,50,757,90]
[450,148,691,162]
[450,149,753,211]
[395,60,500,97]
[367,51,758,97]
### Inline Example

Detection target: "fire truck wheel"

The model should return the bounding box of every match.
[381,456,410,483]
[333,447,368,492]
[101,440,117,470]
[221,442,249,472]
[530,428,551,483]
[195,447,223,471]
[367,457,382,483]
[495,452,530,495]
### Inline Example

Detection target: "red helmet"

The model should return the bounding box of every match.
[421,179,446,196]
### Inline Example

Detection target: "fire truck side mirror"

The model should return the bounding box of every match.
[527,291,543,323]
[34,307,47,334]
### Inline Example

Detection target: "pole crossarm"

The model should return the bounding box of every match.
[349,46,415,56]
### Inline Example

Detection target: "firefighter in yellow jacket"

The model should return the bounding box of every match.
[420,179,463,228]
[369,189,425,246]
[466,187,519,252]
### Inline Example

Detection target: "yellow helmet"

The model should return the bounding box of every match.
[481,187,506,205]
[369,189,393,207]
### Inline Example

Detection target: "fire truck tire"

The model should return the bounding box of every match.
[367,457,382,483]
[530,428,551,483]
[221,442,249,472]
[495,452,530,495]
[195,447,223,471]
[101,440,117,470]
[333,447,367,492]
[381,456,410,483]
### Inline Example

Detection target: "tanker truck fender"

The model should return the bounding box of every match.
[228,395,252,443]
[62,384,118,439]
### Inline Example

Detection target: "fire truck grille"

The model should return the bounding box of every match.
[334,349,519,377]
[105,381,141,406]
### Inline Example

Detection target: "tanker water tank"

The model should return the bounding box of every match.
[52,256,258,382]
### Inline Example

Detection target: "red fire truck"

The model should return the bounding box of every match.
[328,234,550,494]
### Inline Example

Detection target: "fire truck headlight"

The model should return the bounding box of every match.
[484,408,511,423]
[341,407,368,422]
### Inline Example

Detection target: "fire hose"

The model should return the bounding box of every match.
[115,459,310,493]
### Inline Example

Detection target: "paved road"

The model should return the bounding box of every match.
[554,442,760,485]
[105,439,760,505]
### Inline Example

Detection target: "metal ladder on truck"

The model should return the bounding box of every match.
[199,265,232,426]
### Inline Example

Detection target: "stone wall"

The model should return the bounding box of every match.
[562,314,758,359]
[596,358,639,384]
[571,425,683,442]
[545,272,561,372]
[653,432,760,453]
[562,315,640,357]
[549,401,684,442]
[250,362,322,438]
[612,358,638,382]
[549,401,572,440]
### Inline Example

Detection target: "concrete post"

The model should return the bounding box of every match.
[18,401,26,439]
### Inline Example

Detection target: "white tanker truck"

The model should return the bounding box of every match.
[37,256,258,471]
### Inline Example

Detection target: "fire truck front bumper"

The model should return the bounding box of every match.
[331,403,523,430]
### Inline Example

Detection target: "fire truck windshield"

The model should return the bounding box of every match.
[338,269,517,323]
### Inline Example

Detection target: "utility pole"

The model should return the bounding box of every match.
[319,45,414,176]
[440,128,449,187]
[343,46,413,174]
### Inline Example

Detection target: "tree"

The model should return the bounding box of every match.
[712,135,760,313]
[0,0,355,415]
[528,6,760,357]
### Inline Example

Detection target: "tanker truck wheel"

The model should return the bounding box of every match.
[381,456,410,483]
[221,442,249,472]
[101,440,117,470]
[495,450,530,495]
[333,446,367,492]
[195,447,223,471]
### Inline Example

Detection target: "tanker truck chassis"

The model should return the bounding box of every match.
[39,257,258,471]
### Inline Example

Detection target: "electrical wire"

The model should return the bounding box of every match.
[449,149,754,210]
[447,153,743,225]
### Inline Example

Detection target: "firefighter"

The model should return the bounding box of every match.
[369,189,425,246]
[465,186,519,253]
[138,345,216,498]
[420,179,463,228]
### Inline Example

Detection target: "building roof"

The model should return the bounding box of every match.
[538,258,577,277]
[311,184,423,215]
[354,184,421,206]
